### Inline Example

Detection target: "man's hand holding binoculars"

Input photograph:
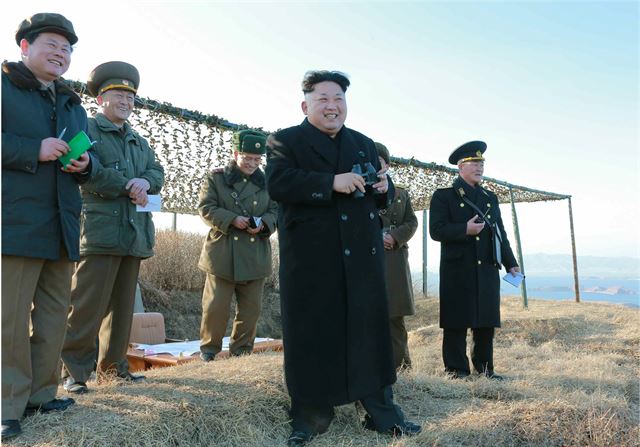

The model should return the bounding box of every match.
[372,166,388,194]
[333,172,366,194]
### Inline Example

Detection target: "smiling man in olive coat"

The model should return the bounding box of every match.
[197,130,278,362]
[61,61,164,393]
[266,70,421,447]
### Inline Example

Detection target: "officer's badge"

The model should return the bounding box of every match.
[476,150,482,157]
[255,142,261,149]
[122,79,129,86]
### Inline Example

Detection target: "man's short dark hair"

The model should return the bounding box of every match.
[302,70,350,94]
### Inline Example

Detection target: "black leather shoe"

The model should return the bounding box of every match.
[24,397,75,416]
[63,377,89,394]
[287,430,314,446]
[117,371,146,382]
[363,415,422,436]
[1,419,21,440]
[391,420,422,436]
[446,370,470,379]
[484,371,505,381]
[200,352,215,362]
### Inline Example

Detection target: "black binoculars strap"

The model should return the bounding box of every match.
[458,193,503,268]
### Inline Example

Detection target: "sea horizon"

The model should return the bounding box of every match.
[418,273,640,308]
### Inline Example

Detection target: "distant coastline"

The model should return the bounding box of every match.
[531,285,637,296]
[419,272,640,308]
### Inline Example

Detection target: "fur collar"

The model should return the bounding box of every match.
[223,160,265,188]
[2,61,81,105]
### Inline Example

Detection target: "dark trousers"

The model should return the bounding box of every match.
[290,385,404,434]
[442,327,495,375]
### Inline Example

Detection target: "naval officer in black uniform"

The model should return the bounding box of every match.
[429,141,520,379]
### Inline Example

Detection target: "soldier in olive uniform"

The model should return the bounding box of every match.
[429,141,519,380]
[375,142,418,370]
[198,130,278,362]
[61,61,164,393]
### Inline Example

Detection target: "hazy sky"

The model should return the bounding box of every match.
[2,1,638,265]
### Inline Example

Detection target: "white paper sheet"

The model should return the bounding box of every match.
[136,194,161,212]
[133,337,275,357]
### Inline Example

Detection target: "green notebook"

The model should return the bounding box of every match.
[59,131,93,167]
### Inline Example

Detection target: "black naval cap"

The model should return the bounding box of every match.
[374,142,390,164]
[448,141,487,165]
[235,130,267,155]
[15,12,78,46]
[87,61,140,97]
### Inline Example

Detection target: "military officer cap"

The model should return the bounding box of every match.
[374,142,390,164]
[15,12,78,46]
[235,130,267,155]
[87,61,140,97]
[448,141,487,165]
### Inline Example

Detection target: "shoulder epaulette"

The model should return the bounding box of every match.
[210,167,224,174]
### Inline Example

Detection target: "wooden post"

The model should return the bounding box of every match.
[509,188,528,308]
[171,213,177,232]
[422,209,428,297]
[568,197,580,302]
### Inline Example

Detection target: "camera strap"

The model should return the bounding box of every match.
[229,191,251,217]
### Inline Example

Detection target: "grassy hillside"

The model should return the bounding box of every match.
[7,296,638,447]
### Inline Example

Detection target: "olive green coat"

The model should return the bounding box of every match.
[198,162,277,282]
[80,113,164,258]
[379,186,418,317]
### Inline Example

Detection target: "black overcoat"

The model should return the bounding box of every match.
[266,119,396,406]
[429,176,518,329]
[2,62,94,261]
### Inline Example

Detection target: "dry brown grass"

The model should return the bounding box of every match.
[139,282,282,341]
[139,230,282,340]
[8,297,639,447]
[139,230,206,292]
[140,229,280,293]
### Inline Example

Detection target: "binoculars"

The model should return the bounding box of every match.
[351,162,379,199]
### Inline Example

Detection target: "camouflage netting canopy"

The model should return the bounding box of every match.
[388,156,570,211]
[69,80,570,214]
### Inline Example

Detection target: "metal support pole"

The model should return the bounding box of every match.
[508,188,528,308]
[422,209,428,297]
[171,212,177,232]
[567,197,580,302]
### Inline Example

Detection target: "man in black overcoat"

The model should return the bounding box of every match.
[266,71,421,446]
[429,141,520,380]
